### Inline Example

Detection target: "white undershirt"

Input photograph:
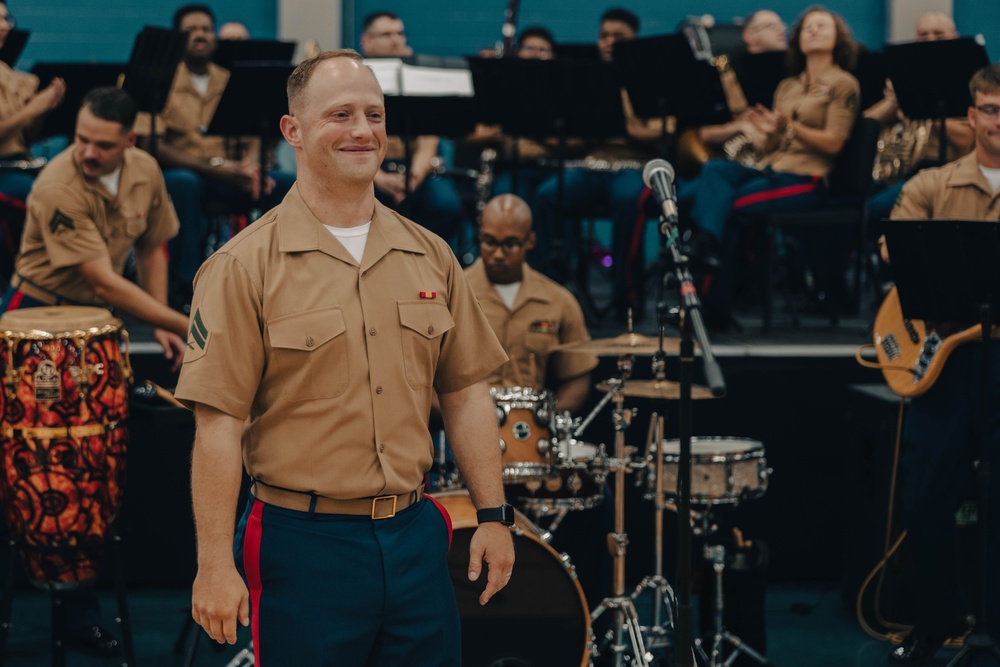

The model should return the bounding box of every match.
[981,165,1000,193]
[189,72,211,97]
[492,281,521,310]
[98,166,122,198]
[324,221,371,264]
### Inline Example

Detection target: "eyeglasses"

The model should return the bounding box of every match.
[975,104,1000,117]
[479,234,531,253]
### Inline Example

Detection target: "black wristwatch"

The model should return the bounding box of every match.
[477,504,515,527]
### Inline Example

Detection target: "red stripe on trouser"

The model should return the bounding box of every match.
[425,495,453,550]
[7,291,23,311]
[243,500,265,666]
[732,176,821,210]
[0,192,26,211]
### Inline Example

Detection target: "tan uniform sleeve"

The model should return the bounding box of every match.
[134,167,180,250]
[28,183,110,269]
[890,172,935,221]
[824,76,861,142]
[174,252,265,418]
[552,298,598,382]
[132,111,165,138]
[434,251,509,394]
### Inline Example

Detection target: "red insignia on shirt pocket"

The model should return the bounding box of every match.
[419,291,437,299]
[529,320,559,335]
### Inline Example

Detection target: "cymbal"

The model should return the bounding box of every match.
[559,333,680,356]
[597,379,717,400]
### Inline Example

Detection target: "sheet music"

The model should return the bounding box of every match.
[400,64,474,97]
[363,58,403,96]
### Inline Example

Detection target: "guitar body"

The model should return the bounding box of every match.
[873,286,981,397]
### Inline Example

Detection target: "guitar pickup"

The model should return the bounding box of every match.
[881,333,902,361]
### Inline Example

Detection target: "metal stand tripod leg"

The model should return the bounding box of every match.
[699,544,778,667]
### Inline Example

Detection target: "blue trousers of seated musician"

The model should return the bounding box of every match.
[0,172,35,203]
[901,340,1000,641]
[163,168,296,297]
[376,172,465,249]
[234,495,460,667]
[534,168,647,309]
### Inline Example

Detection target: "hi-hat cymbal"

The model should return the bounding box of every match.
[558,333,681,356]
[597,379,717,400]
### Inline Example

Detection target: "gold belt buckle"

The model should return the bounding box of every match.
[371,495,397,519]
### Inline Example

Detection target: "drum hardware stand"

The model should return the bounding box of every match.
[691,512,777,667]
[0,531,137,667]
[631,414,678,658]
[591,354,654,667]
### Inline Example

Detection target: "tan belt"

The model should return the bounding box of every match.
[252,482,425,519]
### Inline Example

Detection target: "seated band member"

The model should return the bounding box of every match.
[1,87,189,366]
[360,10,466,247]
[681,6,860,325]
[533,7,667,318]
[679,10,788,174]
[865,12,974,224]
[134,4,294,305]
[879,63,1000,664]
[466,194,597,414]
[217,20,249,41]
[0,0,65,203]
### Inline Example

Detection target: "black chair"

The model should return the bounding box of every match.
[759,116,881,332]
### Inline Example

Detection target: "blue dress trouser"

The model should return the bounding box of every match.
[234,496,460,667]
[901,340,1000,640]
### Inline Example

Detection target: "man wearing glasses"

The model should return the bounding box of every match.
[880,63,1000,664]
[465,194,597,414]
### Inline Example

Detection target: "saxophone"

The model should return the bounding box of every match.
[474,148,497,224]
[872,118,933,183]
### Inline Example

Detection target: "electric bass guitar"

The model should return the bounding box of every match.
[865,286,983,397]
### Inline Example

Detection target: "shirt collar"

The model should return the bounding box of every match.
[947,151,993,194]
[276,186,426,264]
[468,258,551,311]
[70,147,148,201]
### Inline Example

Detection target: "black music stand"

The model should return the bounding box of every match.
[206,63,294,205]
[852,47,888,113]
[467,56,627,319]
[213,38,295,71]
[884,38,989,165]
[730,49,787,108]
[554,42,600,60]
[30,63,127,139]
[882,218,1000,667]
[0,28,27,67]
[121,26,186,160]
[614,33,730,138]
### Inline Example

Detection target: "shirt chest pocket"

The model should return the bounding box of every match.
[523,330,559,357]
[398,301,455,389]
[268,305,349,401]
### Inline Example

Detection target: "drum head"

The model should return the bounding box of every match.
[0,306,121,338]
[659,436,763,457]
[447,526,590,667]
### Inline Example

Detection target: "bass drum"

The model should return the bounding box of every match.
[431,489,592,667]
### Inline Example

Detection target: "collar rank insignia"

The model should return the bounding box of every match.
[529,320,559,335]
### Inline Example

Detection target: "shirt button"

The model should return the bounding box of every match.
[379,444,385,453]
[305,336,314,347]
[375,386,383,394]
[427,325,434,334]
[369,327,377,336]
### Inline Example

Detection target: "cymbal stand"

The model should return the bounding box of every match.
[631,413,677,656]
[592,355,653,667]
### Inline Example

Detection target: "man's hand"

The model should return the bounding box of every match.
[191,563,250,644]
[154,328,187,372]
[374,170,407,204]
[467,522,515,606]
[24,78,66,119]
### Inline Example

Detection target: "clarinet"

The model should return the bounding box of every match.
[499,0,520,57]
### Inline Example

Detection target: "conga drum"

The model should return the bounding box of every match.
[0,306,131,588]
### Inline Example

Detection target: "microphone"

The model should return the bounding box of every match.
[642,159,679,233]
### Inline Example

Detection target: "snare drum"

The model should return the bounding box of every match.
[0,306,131,587]
[431,490,592,667]
[491,386,555,481]
[508,439,605,516]
[652,437,768,505]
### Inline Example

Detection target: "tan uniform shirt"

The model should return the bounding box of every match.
[14,147,179,305]
[760,68,860,177]
[892,151,1000,220]
[465,259,598,389]
[134,62,232,162]
[174,190,508,500]
[0,62,38,157]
